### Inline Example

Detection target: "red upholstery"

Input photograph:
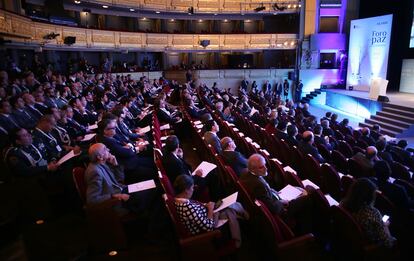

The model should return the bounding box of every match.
[321,163,342,201]
[72,167,87,204]
[304,154,323,187]
[338,140,354,158]
[331,150,349,174]
[390,162,412,181]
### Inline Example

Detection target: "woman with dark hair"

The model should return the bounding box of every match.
[173,175,248,248]
[340,178,396,248]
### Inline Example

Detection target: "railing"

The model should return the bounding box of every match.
[0,9,297,51]
[82,0,302,14]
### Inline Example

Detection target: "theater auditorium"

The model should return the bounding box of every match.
[0,0,413,260]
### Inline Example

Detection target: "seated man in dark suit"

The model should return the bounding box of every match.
[185,98,207,120]
[299,131,325,163]
[390,140,414,168]
[321,119,334,137]
[10,95,37,130]
[286,124,299,147]
[376,139,393,165]
[240,154,314,233]
[220,137,248,177]
[97,118,156,183]
[0,99,21,134]
[161,135,220,200]
[371,124,381,142]
[351,146,378,171]
[203,120,222,153]
[313,124,333,151]
[360,127,376,146]
[373,160,413,210]
[275,121,289,141]
[154,98,181,125]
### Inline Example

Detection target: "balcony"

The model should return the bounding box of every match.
[0,9,297,51]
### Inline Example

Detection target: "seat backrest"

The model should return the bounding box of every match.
[304,154,323,187]
[162,194,191,239]
[321,163,342,201]
[331,205,366,254]
[341,175,355,197]
[338,141,353,158]
[254,200,288,245]
[348,158,372,178]
[316,143,332,163]
[390,161,411,181]
[158,171,175,196]
[331,150,348,174]
[73,167,87,204]
[291,146,305,179]
[374,191,396,217]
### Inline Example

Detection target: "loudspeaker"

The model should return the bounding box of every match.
[288,71,294,80]
[377,95,389,102]
[64,36,76,45]
[200,40,210,47]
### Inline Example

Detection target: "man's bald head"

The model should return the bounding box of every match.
[248,154,267,176]
[89,143,107,162]
[366,146,378,160]
[302,130,314,144]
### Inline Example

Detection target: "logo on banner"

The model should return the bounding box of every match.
[371,31,387,46]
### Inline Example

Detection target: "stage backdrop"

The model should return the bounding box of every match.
[346,14,393,91]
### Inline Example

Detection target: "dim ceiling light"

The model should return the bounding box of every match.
[170,19,175,22]
[224,19,228,22]
[102,5,108,9]
[142,17,147,20]
[74,0,81,4]
[287,4,291,8]
[214,13,218,16]
[290,41,295,46]
[130,8,135,12]
[198,19,203,22]
[156,11,160,14]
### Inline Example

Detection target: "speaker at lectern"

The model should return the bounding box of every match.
[369,77,388,100]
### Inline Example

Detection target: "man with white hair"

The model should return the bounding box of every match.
[85,143,159,216]
[240,154,314,232]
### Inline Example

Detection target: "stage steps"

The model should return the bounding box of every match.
[301,88,323,104]
[359,103,414,138]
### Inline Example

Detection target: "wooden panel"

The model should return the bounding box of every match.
[146,35,168,45]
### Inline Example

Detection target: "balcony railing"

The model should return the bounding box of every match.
[0,9,297,51]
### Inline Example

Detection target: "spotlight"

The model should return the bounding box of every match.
[170,19,175,22]
[102,5,108,9]
[284,41,288,46]
[272,4,287,11]
[254,5,266,12]
[290,41,295,46]
[156,11,160,14]
[43,32,60,40]
[74,0,81,4]
[287,4,291,8]
[130,8,135,12]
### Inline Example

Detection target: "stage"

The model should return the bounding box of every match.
[315,89,414,138]
[326,89,414,107]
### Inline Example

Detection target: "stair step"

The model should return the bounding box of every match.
[371,115,410,128]
[314,90,322,94]
[364,118,405,133]
[310,93,318,97]
[383,103,414,113]
[382,107,414,118]
[358,122,399,137]
[377,111,414,124]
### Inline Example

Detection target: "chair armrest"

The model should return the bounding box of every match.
[277,233,321,260]
[179,230,221,247]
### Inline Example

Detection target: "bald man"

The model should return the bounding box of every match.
[240,154,314,233]
[351,145,378,171]
[299,131,325,163]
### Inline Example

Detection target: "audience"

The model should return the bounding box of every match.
[220,136,248,177]
[340,178,396,248]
